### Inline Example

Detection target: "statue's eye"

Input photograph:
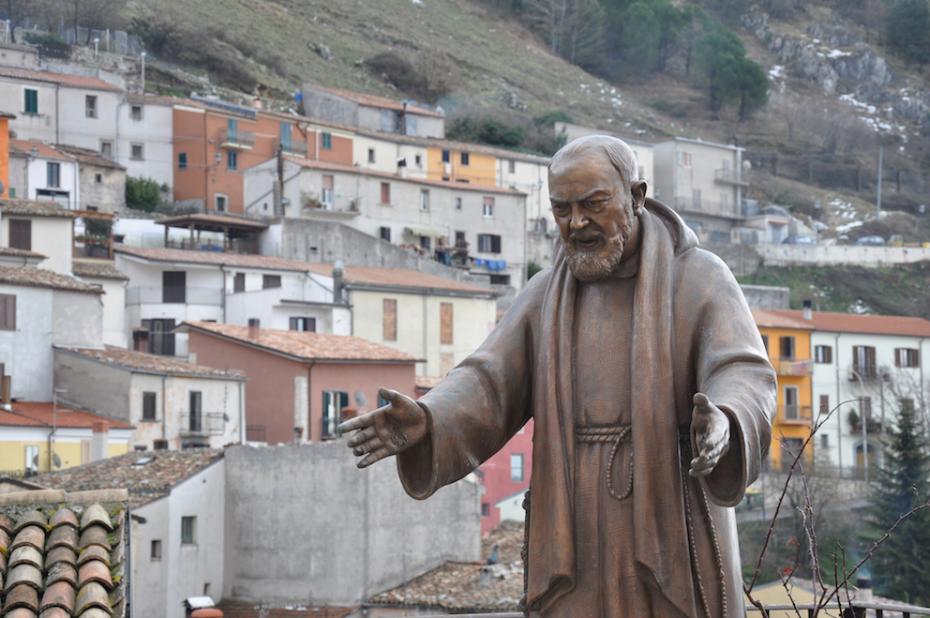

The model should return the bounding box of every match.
[551,203,570,217]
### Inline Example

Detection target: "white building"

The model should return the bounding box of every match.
[115,245,351,357]
[55,143,128,212]
[54,346,246,450]
[117,94,175,190]
[302,83,445,138]
[0,42,40,69]
[73,259,129,347]
[8,139,81,209]
[0,198,75,274]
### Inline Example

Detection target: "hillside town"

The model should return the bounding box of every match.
[2,7,930,616]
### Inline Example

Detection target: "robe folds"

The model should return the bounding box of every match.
[397,199,776,617]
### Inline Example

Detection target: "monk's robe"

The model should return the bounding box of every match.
[397,199,776,617]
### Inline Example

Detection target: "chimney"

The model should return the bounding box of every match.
[333,260,345,304]
[90,422,108,462]
[248,318,261,339]
[802,299,813,321]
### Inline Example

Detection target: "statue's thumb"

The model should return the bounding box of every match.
[378,388,397,404]
[693,392,711,411]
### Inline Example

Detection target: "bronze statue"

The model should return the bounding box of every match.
[339,135,776,617]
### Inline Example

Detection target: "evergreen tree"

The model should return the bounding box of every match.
[865,398,930,605]
[886,0,930,64]
[692,21,767,116]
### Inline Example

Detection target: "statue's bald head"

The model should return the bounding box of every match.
[550,134,640,187]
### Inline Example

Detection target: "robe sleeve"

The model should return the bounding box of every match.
[681,250,776,507]
[396,272,545,499]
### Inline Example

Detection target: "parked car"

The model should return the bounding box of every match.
[782,235,816,245]
[855,235,886,246]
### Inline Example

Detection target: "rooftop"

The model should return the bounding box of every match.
[0,198,78,218]
[180,321,419,363]
[9,139,74,162]
[771,310,930,337]
[0,488,130,617]
[0,402,131,430]
[30,449,224,508]
[53,144,126,171]
[752,309,814,331]
[368,521,524,613]
[216,603,354,617]
[114,244,315,272]
[71,260,128,281]
[0,66,122,92]
[355,127,552,165]
[309,83,443,118]
[56,345,245,380]
[0,247,47,260]
[304,263,492,295]
[156,212,269,231]
[0,265,104,294]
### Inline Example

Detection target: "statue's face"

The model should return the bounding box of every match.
[549,151,643,282]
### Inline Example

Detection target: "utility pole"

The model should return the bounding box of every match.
[140,52,147,93]
[274,142,284,217]
[876,144,883,219]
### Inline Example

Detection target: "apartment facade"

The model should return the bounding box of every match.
[55,143,127,212]
[73,259,129,347]
[0,199,75,274]
[118,94,175,190]
[302,83,445,138]
[8,139,80,209]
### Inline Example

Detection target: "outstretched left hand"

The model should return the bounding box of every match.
[689,392,730,478]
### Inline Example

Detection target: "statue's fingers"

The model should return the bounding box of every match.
[693,392,711,411]
[352,436,382,457]
[357,446,391,469]
[338,413,374,434]
[346,426,377,448]
[378,388,400,404]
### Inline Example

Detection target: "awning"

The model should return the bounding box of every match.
[405,225,446,238]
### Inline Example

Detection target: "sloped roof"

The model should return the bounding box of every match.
[0,266,103,294]
[71,260,128,281]
[304,263,491,295]
[770,310,930,337]
[0,402,131,429]
[180,321,418,363]
[752,309,814,331]
[0,488,130,617]
[30,449,224,508]
[9,139,74,162]
[0,66,122,92]
[309,84,443,118]
[216,603,354,618]
[53,144,126,171]
[0,198,77,218]
[0,247,47,259]
[114,244,315,272]
[354,127,551,165]
[57,345,245,380]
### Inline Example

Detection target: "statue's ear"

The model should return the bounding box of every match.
[631,180,647,213]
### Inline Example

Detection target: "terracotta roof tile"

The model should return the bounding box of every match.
[114,244,316,272]
[9,546,42,570]
[30,450,224,508]
[9,140,74,162]
[77,526,108,552]
[181,321,418,363]
[304,263,491,295]
[0,199,77,218]
[46,562,78,588]
[76,560,111,590]
[45,547,77,570]
[58,345,245,380]
[49,508,79,530]
[11,527,45,552]
[310,84,443,117]
[74,582,110,614]
[46,526,78,552]
[4,583,39,612]
[0,266,103,294]
[40,580,76,613]
[355,127,552,164]
[51,145,125,170]
[78,505,112,532]
[71,260,127,281]
[215,602,354,618]
[156,213,269,230]
[0,403,130,430]
[752,309,814,330]
[0,67,122,92]
[76,545,108,568]
[0,247,47,259]
[771,310,930,337]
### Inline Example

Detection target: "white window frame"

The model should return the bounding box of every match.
[215,194,228,212]
[510,453,524,481]
[482,197,494,218]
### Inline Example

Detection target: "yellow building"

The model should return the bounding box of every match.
[0,402,130,474]
[426,143,498,186]
[754,310,814,470]
[0,112,13,198]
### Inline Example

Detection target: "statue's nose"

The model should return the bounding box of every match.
[569,204,587,231]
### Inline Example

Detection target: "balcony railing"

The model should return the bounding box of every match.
[776,358,813,377]
[714,167,749,186]
[179,411,226,436]
[274,138,308,157]
[126,286,224,306]
[220,128,255,150]
[778,404,813,424]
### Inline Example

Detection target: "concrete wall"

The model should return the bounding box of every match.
[740,284,790,310]
[83,276,127,347]
[133,459,226,618]
[118,100,174,189]
[25,156,80,210]
[351,134,429,180]
[757,243,930,267]
[2,76,57,144]
[0,215,74,274]
[0,285,54,400]
[54,350,131,422]
[52,289,103,349]
[78,163,126,212]
[223,443,480,606]
[59,88,121,152]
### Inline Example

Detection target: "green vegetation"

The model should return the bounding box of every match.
[362,51,450,104]
[23,32,72,59]
[886,0,930,63]
[125,177,162,212]
[446,110,570,155]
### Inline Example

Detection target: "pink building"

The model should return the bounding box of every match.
[477,419,534,535]
[180,320,417,444]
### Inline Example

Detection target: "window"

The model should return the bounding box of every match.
[442,149,450,163]
[761,334,769,353]
[490,274,510,285]
[455,230,465,243]
[415,154,422,167]
[853,345,877,378]
[858,396,873,420]
[131,143,144,161]
[100,141,113,159]
[144,318,176,356]
[368,148,376,163]
[322,175,334,207]
[678,151,692,166]
[177,152,188,169]
[508,159,515,173]
[47,162,61,188]
[25,445,39,472]
[820,434,829,449]
[814,345,833,364]
[215,194,228,212]
[181,516,196,544]
[461,152,470,166]
[481,503,490,516]
[189,391,202,433]
[477,234,502,254]
[0,294,16,331]
[142,392,157,421]
[510,453,524,481]
[9,219,31,251]
[227,118,238,139]
[233,272,245,293]
[380,182,390,205]
[779,336,795,360]
[280,122,292,150]
[150,540,162,561]
[227,150,238,171]
[289,317,316,332]
[322,390,349,438]
[895,347,920,368]
[379,226,391,242]
[322,132,332,150]
[24,88,38,114]
[454,197,462,211]
[162,271,186,303]
[784,386,799,419]
[482,197,494,218]
[262,274,281,289]
[383,298,397,341]
[819,394,830,417]
[440,302,453,345]
[419,235,431,251]
[131,105,143,121]
[85,95,97,118]
[419,189,430,211]
[95,173,103,184]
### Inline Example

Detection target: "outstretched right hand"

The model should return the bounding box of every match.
[337,388,429,468]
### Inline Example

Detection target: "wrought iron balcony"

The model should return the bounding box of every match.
[274,138,308,156]
[219,128,255,150]
[778,404,812,425]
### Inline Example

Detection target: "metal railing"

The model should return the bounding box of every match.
[714,167,750,186]
[275,138,308,156]
[126,286,223,306]
[179,411,225,436]
[778,404,813,424]
[220,128,255,149]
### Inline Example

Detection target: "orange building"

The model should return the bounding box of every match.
[0,112,14,199]
[425,142,498,186]
[172,99,353,214]
[753,310,815,470]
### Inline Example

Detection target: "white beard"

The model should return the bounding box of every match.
[565,232,625,282]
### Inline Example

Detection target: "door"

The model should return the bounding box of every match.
[162,271,186,303]
[189,391,203,433]
[784,386,798,420]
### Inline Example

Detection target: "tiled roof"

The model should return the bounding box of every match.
[752,309,814,330]
[216,603,354,617]
[9,139,74,162]
[30,449,224,508]
[0,247,46,259]
[114,244,315,272]
[304,263,491,295]
[52,144,126,171]
[415,375,444,391]
[57,345,245,380]
[156,213,269,230]
[0,488,130,617]
[0,266,104,294]
[368,521,523,613]
[771,310,930,337]
[310,84,443,118]
[0,199,77,218]
[181,321,418,363]
[0,66,122,92]
[71,260,128,281]
[0,402,131,430]
[354,127,552,165]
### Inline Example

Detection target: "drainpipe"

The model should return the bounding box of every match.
[835,332,842,470]
[307,361,315,442]
[55,83,60,144]
[160,374,167,441]
[920,337,928,435]
[238,380,245,444]
[219,265,227,323]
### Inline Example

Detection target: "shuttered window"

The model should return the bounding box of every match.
[9,219,31,251]
[440,302,453,345]
[142,392,157,421]
[0,294,16,331]
[383,298,397,342]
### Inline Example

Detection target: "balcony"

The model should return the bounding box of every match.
[126,286,224,306]
[778,404,812,425]
[274,138,308,157]
[776,358,813,377]
[220,128,255,150]
[714,167,749,186]
[179,411,226,437]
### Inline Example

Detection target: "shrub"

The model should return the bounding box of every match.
[24,32,71,60]
[363,51,450,104]
[125,177,162,212]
